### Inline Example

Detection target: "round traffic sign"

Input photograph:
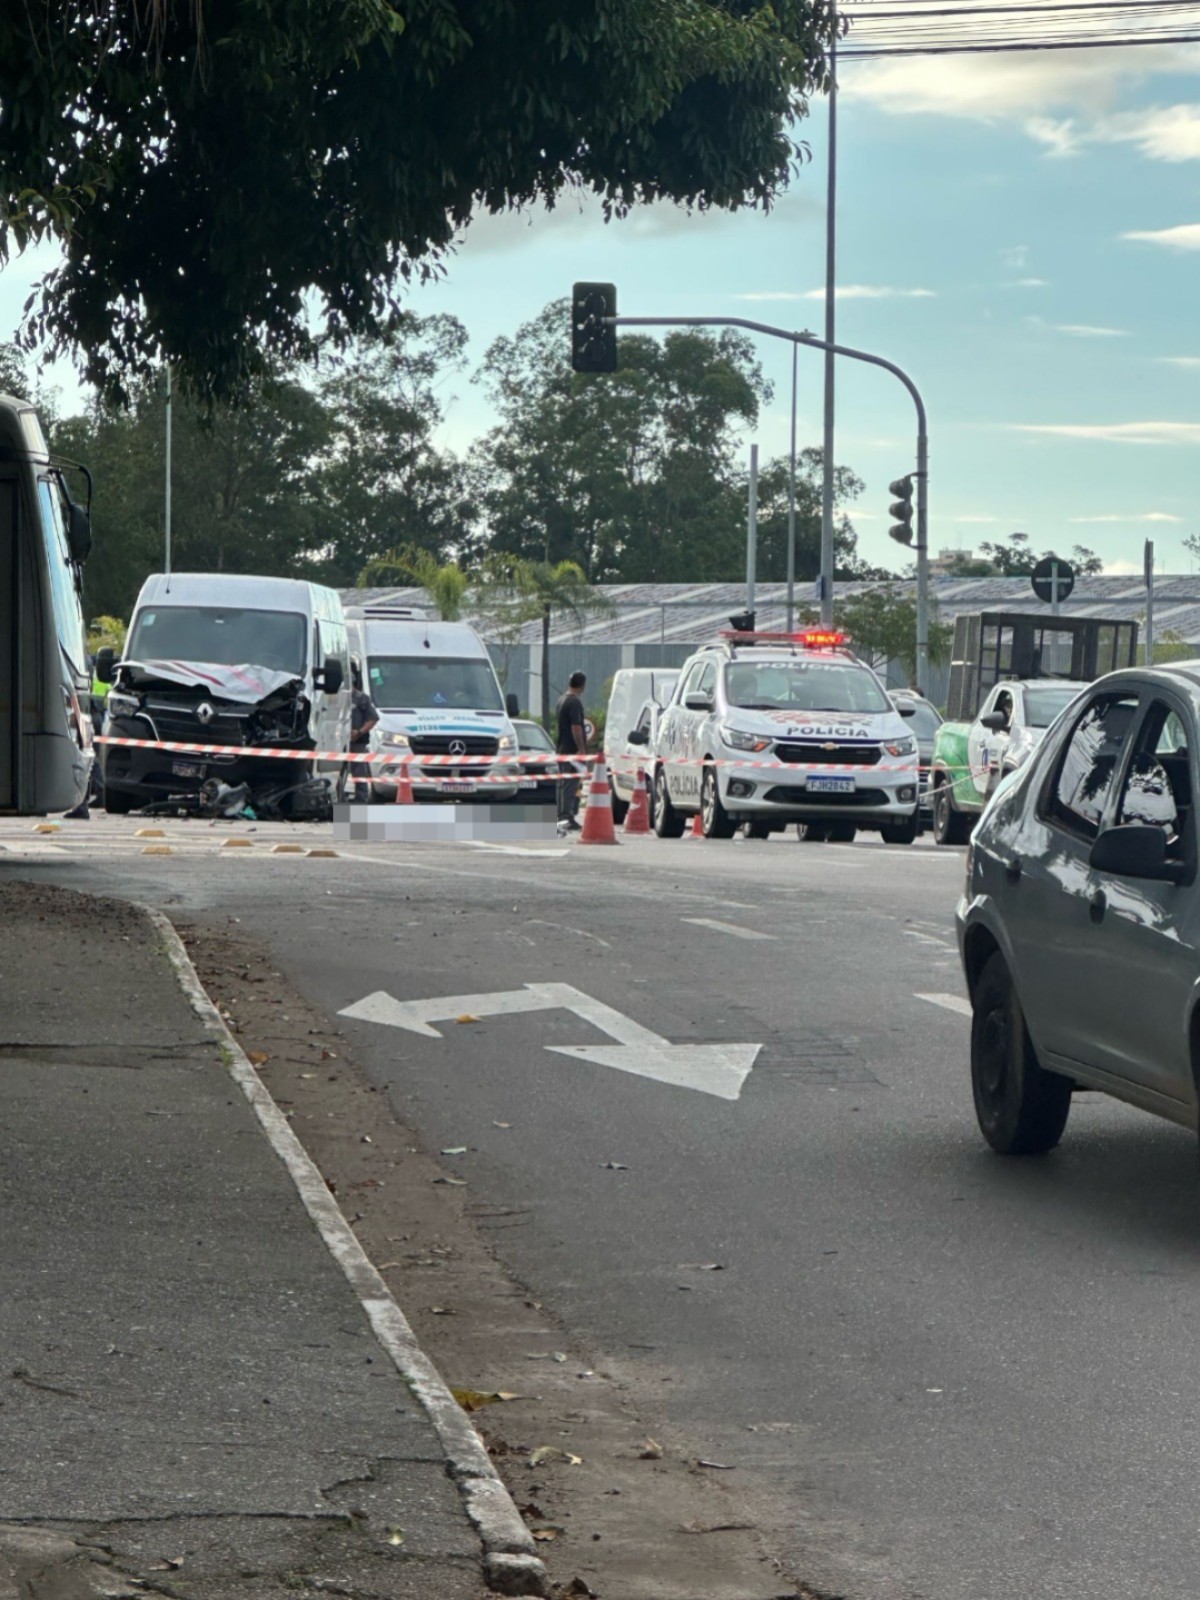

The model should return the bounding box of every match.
[584,718,596,743]
[1031,556,1075,606]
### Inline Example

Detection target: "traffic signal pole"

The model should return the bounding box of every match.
[604,313,930,691]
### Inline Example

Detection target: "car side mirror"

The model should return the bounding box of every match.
[685,693,714,713]
[320,656,344,695]
[67,500,92,565]
[505,692,520,719]
[627,727,649,746]
[1090,823,1184,883]
[93,646,115,685]
[980,711,1008,731]
[898,703,916,718]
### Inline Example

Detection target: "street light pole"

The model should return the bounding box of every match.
[786,345,798,632]
[819,0,838,629]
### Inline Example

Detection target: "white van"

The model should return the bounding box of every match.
[603,668,678,821]
[344,606,521,801]
[99,574,352,813]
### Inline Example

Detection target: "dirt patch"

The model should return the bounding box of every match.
[178,915,807,1600]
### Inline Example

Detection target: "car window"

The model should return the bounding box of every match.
[1044,694,1140,840]
[678,662,705,701]
[635,703,654,735]
[516,722,554,752]
[1119,701,1192,856]
[994,690,1014,722]
[697,662,717,698]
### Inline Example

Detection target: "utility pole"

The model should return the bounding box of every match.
[746,443,759,619]
[1145,538,1155,665]
[164,364,173,578]
[819,0,838,629]
[786,347,798,632]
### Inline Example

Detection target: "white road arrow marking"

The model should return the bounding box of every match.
[916,992,972,1018]
[338,982,759,1101]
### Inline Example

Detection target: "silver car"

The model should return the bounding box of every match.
[957,666,1197,1155]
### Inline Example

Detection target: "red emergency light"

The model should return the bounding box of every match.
[719,628,852,650]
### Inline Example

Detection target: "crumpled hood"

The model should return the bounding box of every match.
[120,659,303,704]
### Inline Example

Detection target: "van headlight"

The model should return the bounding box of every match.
[497,734,515,751]
[106,691,141,721]
[380,731,411,749]
[722,726,771,752]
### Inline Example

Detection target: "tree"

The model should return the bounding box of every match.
[977,532,1103,577]
[5,3,833,401]
[358,546,469,620]
[749,450,885,582]
[835,586,951,684]
[938,552,997,578]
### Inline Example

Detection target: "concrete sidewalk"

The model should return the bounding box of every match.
[0,879,544,1600]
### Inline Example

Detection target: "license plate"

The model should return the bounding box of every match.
[172,761,205,778]
[438,779,476,794]
[807,776,855,794]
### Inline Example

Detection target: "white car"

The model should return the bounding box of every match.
[644,630,921,843]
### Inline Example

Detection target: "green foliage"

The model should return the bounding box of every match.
[976,532,1103,577]
[835,586,951,683]
[358,545,469,619]
[3,2,832,402]
[86,614,126,654]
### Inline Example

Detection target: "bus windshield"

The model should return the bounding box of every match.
[368,656,503,712]
[126,607,307,676]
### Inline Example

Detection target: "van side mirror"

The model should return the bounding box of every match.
[67,501,91,565]
[1090,823,1184,883]
[627,727,649,747]
[320,656,344,695]
[506,692,520,719]
[94,646,115,684]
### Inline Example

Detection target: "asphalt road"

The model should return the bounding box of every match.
[8,815,1200,1599]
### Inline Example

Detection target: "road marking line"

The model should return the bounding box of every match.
[916,992,972,1018]
[681,917,775,941]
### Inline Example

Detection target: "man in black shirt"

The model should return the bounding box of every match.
[350,661,380,804]
[554,670,588,831]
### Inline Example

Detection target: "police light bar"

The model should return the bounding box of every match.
[718,629,851,649]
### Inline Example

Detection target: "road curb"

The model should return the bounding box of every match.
[142,904,550,1600]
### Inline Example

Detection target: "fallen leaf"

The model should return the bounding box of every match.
[387,1528,405,1546]
[493,1120,512,1128]
[639,1438,663,1459]
[681,1521,754,1535]
[455,1013,480,1024]
[299,1073,315,1079]
[322,1049,338,1060]
[360,1134,372,1144]
[451,1387,522,1412]
[247,1051,269,1066]
[429,1306,455,1315]
[441,1146,468,1156]
[530,1446,583,1467]
[518,1501,546,1519]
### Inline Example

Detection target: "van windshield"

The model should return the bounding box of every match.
[126,607,307,675]
[369,656,504,712]
[724,658,890,714]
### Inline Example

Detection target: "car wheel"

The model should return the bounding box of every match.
[880,814,918,845]
[971,952,1072,1155]
[700,765,737,839]
[653,768,686,838]
[797,821,829,842]
[932,779,971,846]
[103,787,135,815]
[743,820,771,840]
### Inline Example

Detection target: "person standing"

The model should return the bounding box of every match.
[350,660,380,804]
[555,670,588,832]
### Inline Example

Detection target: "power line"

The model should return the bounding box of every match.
[841,0,1200,56]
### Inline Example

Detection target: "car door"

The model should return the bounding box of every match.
[967,686,1002,795]
[660,662,702,803]
[673,660,716,807]
[1071,697,1198,1102]
[1005,689,1142,1071]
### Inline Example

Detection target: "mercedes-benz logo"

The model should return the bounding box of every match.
[448,738,467,757]
[196,702,216,725]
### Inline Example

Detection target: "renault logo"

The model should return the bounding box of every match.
[197,702,216,726]
[449,738,467,757]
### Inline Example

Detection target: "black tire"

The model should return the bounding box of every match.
[653,768,686,838]
[971,952,1071,1155]
[103,786,136,815]
[880,813,919,845]
[932,778,971,846]
[700,765,736,839]
[827,822,857,844]
[797,821,830,842]
[743,820,772,840]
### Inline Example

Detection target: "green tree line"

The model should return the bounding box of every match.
[5,299,890,621]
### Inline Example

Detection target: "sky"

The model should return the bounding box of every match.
[8,14,1200,579]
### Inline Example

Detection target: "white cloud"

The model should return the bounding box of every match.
[1051,323,1129,338]
[1158,355,1200,367]
[1013,421,1200,444]
[1103,560,1144,575]
[1124,223,1200,250]
[733,285,935,303]
[1001,245,1029,269]
[952,514,1001,524]
[1027,116,1082,157]
[1069,512,1184,523]
[1010,277,1048,288]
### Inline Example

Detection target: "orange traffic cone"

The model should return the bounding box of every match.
[688,809,705,839]
[578,759,620,845]
[393,757,415,804]
[623,767,651,835]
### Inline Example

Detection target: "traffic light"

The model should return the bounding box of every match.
[571,282,617,373]
[728,610,756,634]
[888,475,914,546]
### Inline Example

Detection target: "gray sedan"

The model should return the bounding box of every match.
[957,665,1198,1156]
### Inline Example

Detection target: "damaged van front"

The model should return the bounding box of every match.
[98,575,351,815]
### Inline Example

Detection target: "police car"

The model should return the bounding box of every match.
[645,630,921,843]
